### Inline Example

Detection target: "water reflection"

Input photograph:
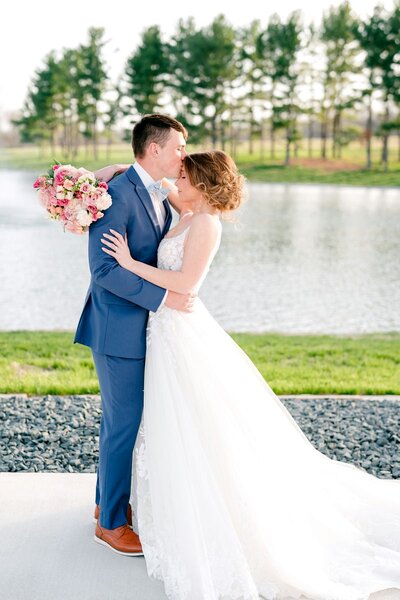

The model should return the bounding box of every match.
[0,171,399,333]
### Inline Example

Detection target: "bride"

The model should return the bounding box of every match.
[100,150,400,600]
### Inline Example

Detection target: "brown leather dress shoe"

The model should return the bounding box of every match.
[94,522,143,556]
[93,503,133,528]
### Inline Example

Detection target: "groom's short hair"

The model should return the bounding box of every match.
[132,114,188,158]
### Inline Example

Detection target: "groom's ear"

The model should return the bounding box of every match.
[148,142,159,157]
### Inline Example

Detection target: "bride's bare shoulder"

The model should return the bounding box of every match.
[190,212,221,231]
[187,213,221,247]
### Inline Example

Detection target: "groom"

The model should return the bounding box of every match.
[74,114,192,556]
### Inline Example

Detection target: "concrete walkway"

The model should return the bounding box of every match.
[0,473,167,600]
[0,473,399,600]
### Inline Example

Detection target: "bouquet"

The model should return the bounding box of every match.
[33,163,112,234]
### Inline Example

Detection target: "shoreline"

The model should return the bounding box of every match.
[2,163,400,190]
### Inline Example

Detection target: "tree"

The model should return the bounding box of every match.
[125,25,169,117]
[169,15,238,146]
[237,20,265,156]
[75,28,108,158]
[259,12,303,164]
[354,6,385,169]
[379,3,400,170]
[320,1,360,158]
[297,24,324,158]
[14,52,60,151]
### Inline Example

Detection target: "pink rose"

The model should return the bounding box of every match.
[63,179,74,190]
[64,221,85,234]
[55,174,65,186]
[98,181,108,190]
[80,182,91,194]
[33,176,47,189]
[53,164,61,170]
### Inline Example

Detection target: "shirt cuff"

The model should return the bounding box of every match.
[158,289,168,309]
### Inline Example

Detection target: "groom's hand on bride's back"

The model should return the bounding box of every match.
[164,291,196,312]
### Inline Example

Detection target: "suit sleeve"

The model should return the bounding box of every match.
[88,187,166,312]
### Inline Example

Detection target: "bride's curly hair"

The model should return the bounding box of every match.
[183,151,245,213]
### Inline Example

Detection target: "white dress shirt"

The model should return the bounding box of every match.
[133,162,166,229]
[132,161,168,307]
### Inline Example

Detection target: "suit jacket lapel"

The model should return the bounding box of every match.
[161,200,173,238]
[126,166,161,239]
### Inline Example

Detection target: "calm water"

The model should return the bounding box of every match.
[0,170,399,333]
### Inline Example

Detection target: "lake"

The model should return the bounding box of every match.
[0,169,399,334]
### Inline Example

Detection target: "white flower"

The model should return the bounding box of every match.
[77,170,96,184]
[96,193,112,210]
[63,179,74,190]
[76,209,93,227]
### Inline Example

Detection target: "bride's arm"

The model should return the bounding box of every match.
[160,178,183,215]
[94,164,130,182]
[94,169,186,214]
[101,214,220,294]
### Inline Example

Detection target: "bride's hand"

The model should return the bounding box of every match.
[95,164,129,183]
[101,229,134,270]
[160,178,184,214]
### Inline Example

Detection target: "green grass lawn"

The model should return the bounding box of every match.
[1,331,399,396]
[1,140,399,187]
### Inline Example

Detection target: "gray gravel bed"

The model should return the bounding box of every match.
[0,395,399,478]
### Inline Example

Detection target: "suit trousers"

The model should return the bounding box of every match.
[91,349,145,529]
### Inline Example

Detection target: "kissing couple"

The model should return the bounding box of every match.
[74,113,400,600]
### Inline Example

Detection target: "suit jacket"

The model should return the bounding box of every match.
[74,166,173,358]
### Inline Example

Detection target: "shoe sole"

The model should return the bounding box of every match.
[92,517,133,529]
[93,535,144,557]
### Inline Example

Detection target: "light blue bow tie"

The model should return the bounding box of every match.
[147,181,170,200]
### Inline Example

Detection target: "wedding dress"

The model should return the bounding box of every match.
[130,222,400,600]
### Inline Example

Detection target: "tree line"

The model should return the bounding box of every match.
[15,1,400,169]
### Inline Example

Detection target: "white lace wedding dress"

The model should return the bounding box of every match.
[131,222,400,600]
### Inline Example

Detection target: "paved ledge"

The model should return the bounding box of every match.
[0,473,399,600]
[1,394,400,401]
[280,395,400,401]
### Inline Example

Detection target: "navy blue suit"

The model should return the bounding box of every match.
[74,166,172,529]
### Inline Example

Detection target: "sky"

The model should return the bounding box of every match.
[1,0,396,130]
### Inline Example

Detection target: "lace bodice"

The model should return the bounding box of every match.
[157,222,221,292]
[157,226,191,271]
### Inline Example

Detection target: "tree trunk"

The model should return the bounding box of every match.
[248,104,254,155]
[337,111,342,159]
[285,126,291,166]
[397,129,400,163]
[229,107,235,158]
[210,116,218,146]
[332,111,340,159]
[308,116,313,158]
[106,131,112,162]
[321,117,328,160]
[61,110,67,156]
[365,95,372,170]
[259,117,265,161]
[270,118,275,159]
[381,101,390,172]
[220,119,226,152]
[50,130,55,157]
[93,108,98,160]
